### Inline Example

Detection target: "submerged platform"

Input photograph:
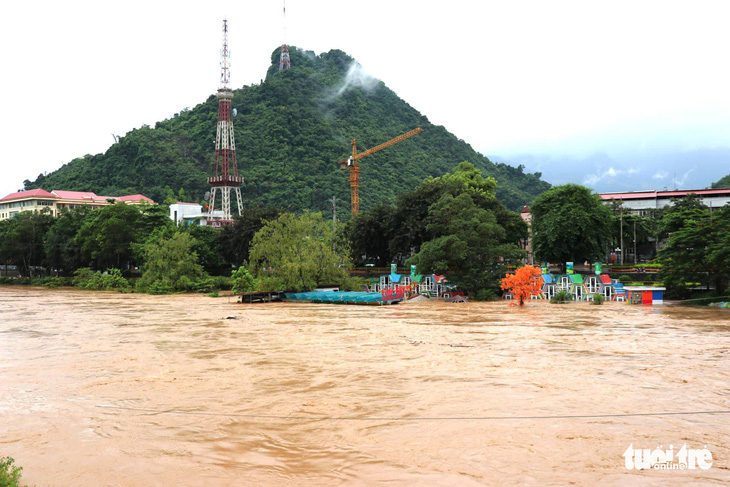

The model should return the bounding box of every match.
[284,290,404,305]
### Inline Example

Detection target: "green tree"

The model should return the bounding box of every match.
[231,266,256,294]
[182,224,227,273]
[348,203,396,266]
[44,207,91,275]
[530,184,614,264]
[407,192,524,295]
[389,161,527,260]
[657,195,728,296]
[0,211,54,276]
[76,203,141,269]
[248,211,351,292]
[136,232,206,293]
[219,207,282,266]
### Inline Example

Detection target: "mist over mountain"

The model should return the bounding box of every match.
[490,147,730,194]
[25,47,549,214]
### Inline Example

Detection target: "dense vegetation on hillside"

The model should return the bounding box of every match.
[25,47,548,213]
[711,173,730,189]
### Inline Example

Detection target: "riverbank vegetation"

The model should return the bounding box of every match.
[1,170,728,299]
[0,456,27,487]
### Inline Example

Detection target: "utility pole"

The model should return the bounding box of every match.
[633,220,637,264]
[329,196,337,232]
[620,202,624,265]
[329,196,337,250]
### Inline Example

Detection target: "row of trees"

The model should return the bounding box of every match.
[4,170,726,298]
[528,185,730,297]
[1,162,529,297]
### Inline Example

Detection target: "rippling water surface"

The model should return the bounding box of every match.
[1,286,729,485]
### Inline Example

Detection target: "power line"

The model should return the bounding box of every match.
[96,405,730,422]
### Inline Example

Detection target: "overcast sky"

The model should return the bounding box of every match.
[1,0,729,198]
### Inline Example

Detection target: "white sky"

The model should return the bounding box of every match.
[1,0,729,198]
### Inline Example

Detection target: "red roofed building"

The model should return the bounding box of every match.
[0,189,155,220]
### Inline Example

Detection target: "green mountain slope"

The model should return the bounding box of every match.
[26,47,549,212]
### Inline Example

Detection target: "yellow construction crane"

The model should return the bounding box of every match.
[338,127,424,217]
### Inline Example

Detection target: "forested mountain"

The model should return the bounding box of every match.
[26,47,549,213]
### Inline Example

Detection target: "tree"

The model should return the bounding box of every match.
[231,267,256,294]
[76,203,141,269]
[136,232,206,292]
[0,211,54,276]
[248,211,351,292]
[44,207,91,275]
[348,203,396,266]
[219,207,282,266]
[181,224,227,274]
[530,184,614,264]
[407,192,524,296]
[390,161,527,260]
[657,195,729,297]
[501,265,544,306]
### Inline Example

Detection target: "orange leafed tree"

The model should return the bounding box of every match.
[500,265,544,306]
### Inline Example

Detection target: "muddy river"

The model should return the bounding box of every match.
[1,286,729,485]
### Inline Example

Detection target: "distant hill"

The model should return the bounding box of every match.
[26,47,549,213]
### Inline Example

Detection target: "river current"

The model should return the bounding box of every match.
[1,286,728,485]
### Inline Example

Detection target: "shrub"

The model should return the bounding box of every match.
[590,293,605,305]
[146,281,173,295]
[42,276,73,288]
[550,290,573,304]
[0,456,26,487]
[618,275,631,284]
[474,288,498,301]
[74,268,131,291]
[231,267,256,294]
[191,276,220,293]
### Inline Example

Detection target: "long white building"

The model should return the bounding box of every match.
[599,188,730,215]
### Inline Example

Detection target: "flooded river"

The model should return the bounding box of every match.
[1,286,729,486]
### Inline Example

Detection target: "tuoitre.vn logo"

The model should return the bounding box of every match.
[623,444,713,470]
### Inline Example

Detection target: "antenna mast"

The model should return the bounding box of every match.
[207,19,244,227]
[279,1,291,71]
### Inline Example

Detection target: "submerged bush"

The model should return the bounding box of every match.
[231,267,256,294]
[550,290,573,304]
[0,456,26,487]
[73,268,131,291]
[590,293,605,305]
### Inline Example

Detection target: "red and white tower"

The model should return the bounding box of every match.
[279,1,291,71]
[279,44,291,71]
[207,19,243,226]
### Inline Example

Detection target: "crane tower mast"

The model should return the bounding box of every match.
[339,127,424,217]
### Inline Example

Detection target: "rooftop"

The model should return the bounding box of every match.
[0,189,155,204]
[599,188,730,201]
[0,188,58,201]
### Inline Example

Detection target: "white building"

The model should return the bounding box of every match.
[169,202,203,225]
[0,189,154,221]
[599,188,730,215]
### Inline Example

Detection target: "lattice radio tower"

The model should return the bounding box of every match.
[279,1,291,71]
[207,19,243,226]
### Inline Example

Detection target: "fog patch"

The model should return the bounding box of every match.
[326,62,380,100]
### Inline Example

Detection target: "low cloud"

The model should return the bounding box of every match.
[326,62,380,100]
[583,167,639,187]
[652,171,668,180]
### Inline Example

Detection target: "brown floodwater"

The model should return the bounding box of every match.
[1,286,729,486]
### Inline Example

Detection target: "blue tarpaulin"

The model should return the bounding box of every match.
[284,291,400,304]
